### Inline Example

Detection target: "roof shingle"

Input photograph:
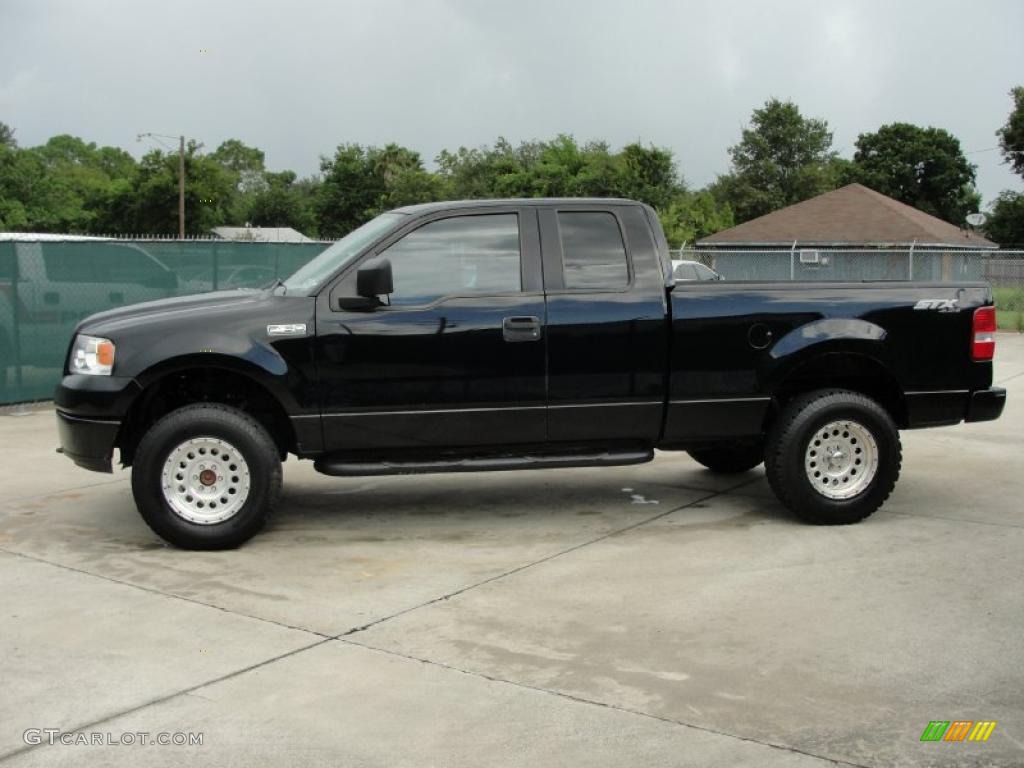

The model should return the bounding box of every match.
[697,184,995,248]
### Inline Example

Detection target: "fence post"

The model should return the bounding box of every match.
[908,240,916,280]
[9,244,24,401]
[790,240,797,280]
[212,242,219,291]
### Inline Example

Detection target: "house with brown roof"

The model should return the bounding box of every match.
[699,184,994,249]
[694,184,994,281]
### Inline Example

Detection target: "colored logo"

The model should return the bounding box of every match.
[920,721,997,742]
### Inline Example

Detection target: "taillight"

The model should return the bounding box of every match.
[972,306,996,361]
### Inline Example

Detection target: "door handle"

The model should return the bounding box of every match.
[502,315,541,342]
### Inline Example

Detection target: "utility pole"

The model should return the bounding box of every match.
[137,132,191,239]
[178,135,185,239]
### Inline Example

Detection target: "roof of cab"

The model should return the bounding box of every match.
[392,197,642,215]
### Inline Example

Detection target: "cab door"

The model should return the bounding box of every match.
[539,205,669,444]
[316,207,547,452]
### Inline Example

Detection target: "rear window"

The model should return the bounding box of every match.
[557,212,629,289]
[693,263,718,281]
[41,244,167,285]
[674,263,698,281]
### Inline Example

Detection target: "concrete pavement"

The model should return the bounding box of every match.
[1,334,1022,767]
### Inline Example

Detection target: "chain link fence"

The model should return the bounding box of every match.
[1,240,1023,405]
[673,247,1024,333]
[0,238,331,404]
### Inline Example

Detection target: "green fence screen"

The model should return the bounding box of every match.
[3,239,1018,405]
[0,239,328,404]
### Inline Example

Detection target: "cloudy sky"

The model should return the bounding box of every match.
[2,0,1022,205]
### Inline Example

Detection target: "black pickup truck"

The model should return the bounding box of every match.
[55,198,1006,549]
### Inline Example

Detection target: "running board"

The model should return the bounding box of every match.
[314,448,654,477]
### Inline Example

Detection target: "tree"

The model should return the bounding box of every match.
[711,98,837,222]
[248,170,318,235]
[985,191,1024,246]
[211,139,265,175]
[985,87,1024,246]
[436,135,683,208]
[997,86,1024,179]
[127,142,242,234]
[0,145,50,230]
[211,138,268,203]
[0,133,139,233]
[35,135,138,233]
[0,139,31,229]
[846,123,980,225]
[314,143,443,238]
[0,121,16,149]
[0,128,136,232]
[658,191,734,247]
[315,144,388,238]
[615,143,682,209]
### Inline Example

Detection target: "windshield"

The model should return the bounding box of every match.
[282,213,405,294]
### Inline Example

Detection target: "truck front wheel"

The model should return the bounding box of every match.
[765,389,901,525]
[131,404,281,549]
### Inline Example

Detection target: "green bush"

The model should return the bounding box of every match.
[993,286,1024,312]
[993,286,1024,332]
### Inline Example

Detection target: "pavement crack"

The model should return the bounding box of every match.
[340,637,869,768]
[0,476,129,506]
[0,546,330,639]
[339,475,764,639]
[0,637,332,763]
[887,510,1024,529]
[996,369,1024,385]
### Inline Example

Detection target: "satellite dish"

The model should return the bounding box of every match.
[966,213,987,227]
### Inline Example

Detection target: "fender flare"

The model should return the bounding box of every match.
[131,350,300,414]
[763,318,901,398]
[769,318,887,361]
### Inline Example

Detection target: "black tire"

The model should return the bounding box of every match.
[688,443,764,473]
[765,389,901,525]
[131,404,281,549]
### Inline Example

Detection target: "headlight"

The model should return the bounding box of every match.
[70,335,116,376]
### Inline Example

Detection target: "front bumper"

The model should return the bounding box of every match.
[54,374,142,473]
[56,410,120,472]
[965,386,1006,423]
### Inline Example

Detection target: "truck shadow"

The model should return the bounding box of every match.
[269,466,784,533]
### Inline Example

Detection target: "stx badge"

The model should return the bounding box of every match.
[913,299,960,313]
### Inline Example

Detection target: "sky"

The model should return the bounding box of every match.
[2,0,1022,207]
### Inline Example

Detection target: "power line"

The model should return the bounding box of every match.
[965,145,1023,155]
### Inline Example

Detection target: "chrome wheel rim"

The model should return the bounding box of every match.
[161,437,251,524]
[804,419,878,500]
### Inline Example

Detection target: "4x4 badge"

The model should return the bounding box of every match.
[267,324,307,336]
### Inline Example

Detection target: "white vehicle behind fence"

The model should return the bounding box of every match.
[0,235,178,376]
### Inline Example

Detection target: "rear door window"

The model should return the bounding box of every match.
[557,212,629,290]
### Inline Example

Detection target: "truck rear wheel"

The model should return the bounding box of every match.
[765,389,900,525]
[687,443,763,473]
[131,404,281,549]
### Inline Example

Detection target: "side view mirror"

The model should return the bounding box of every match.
[335,257,394,311]
[357,257,393,299]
